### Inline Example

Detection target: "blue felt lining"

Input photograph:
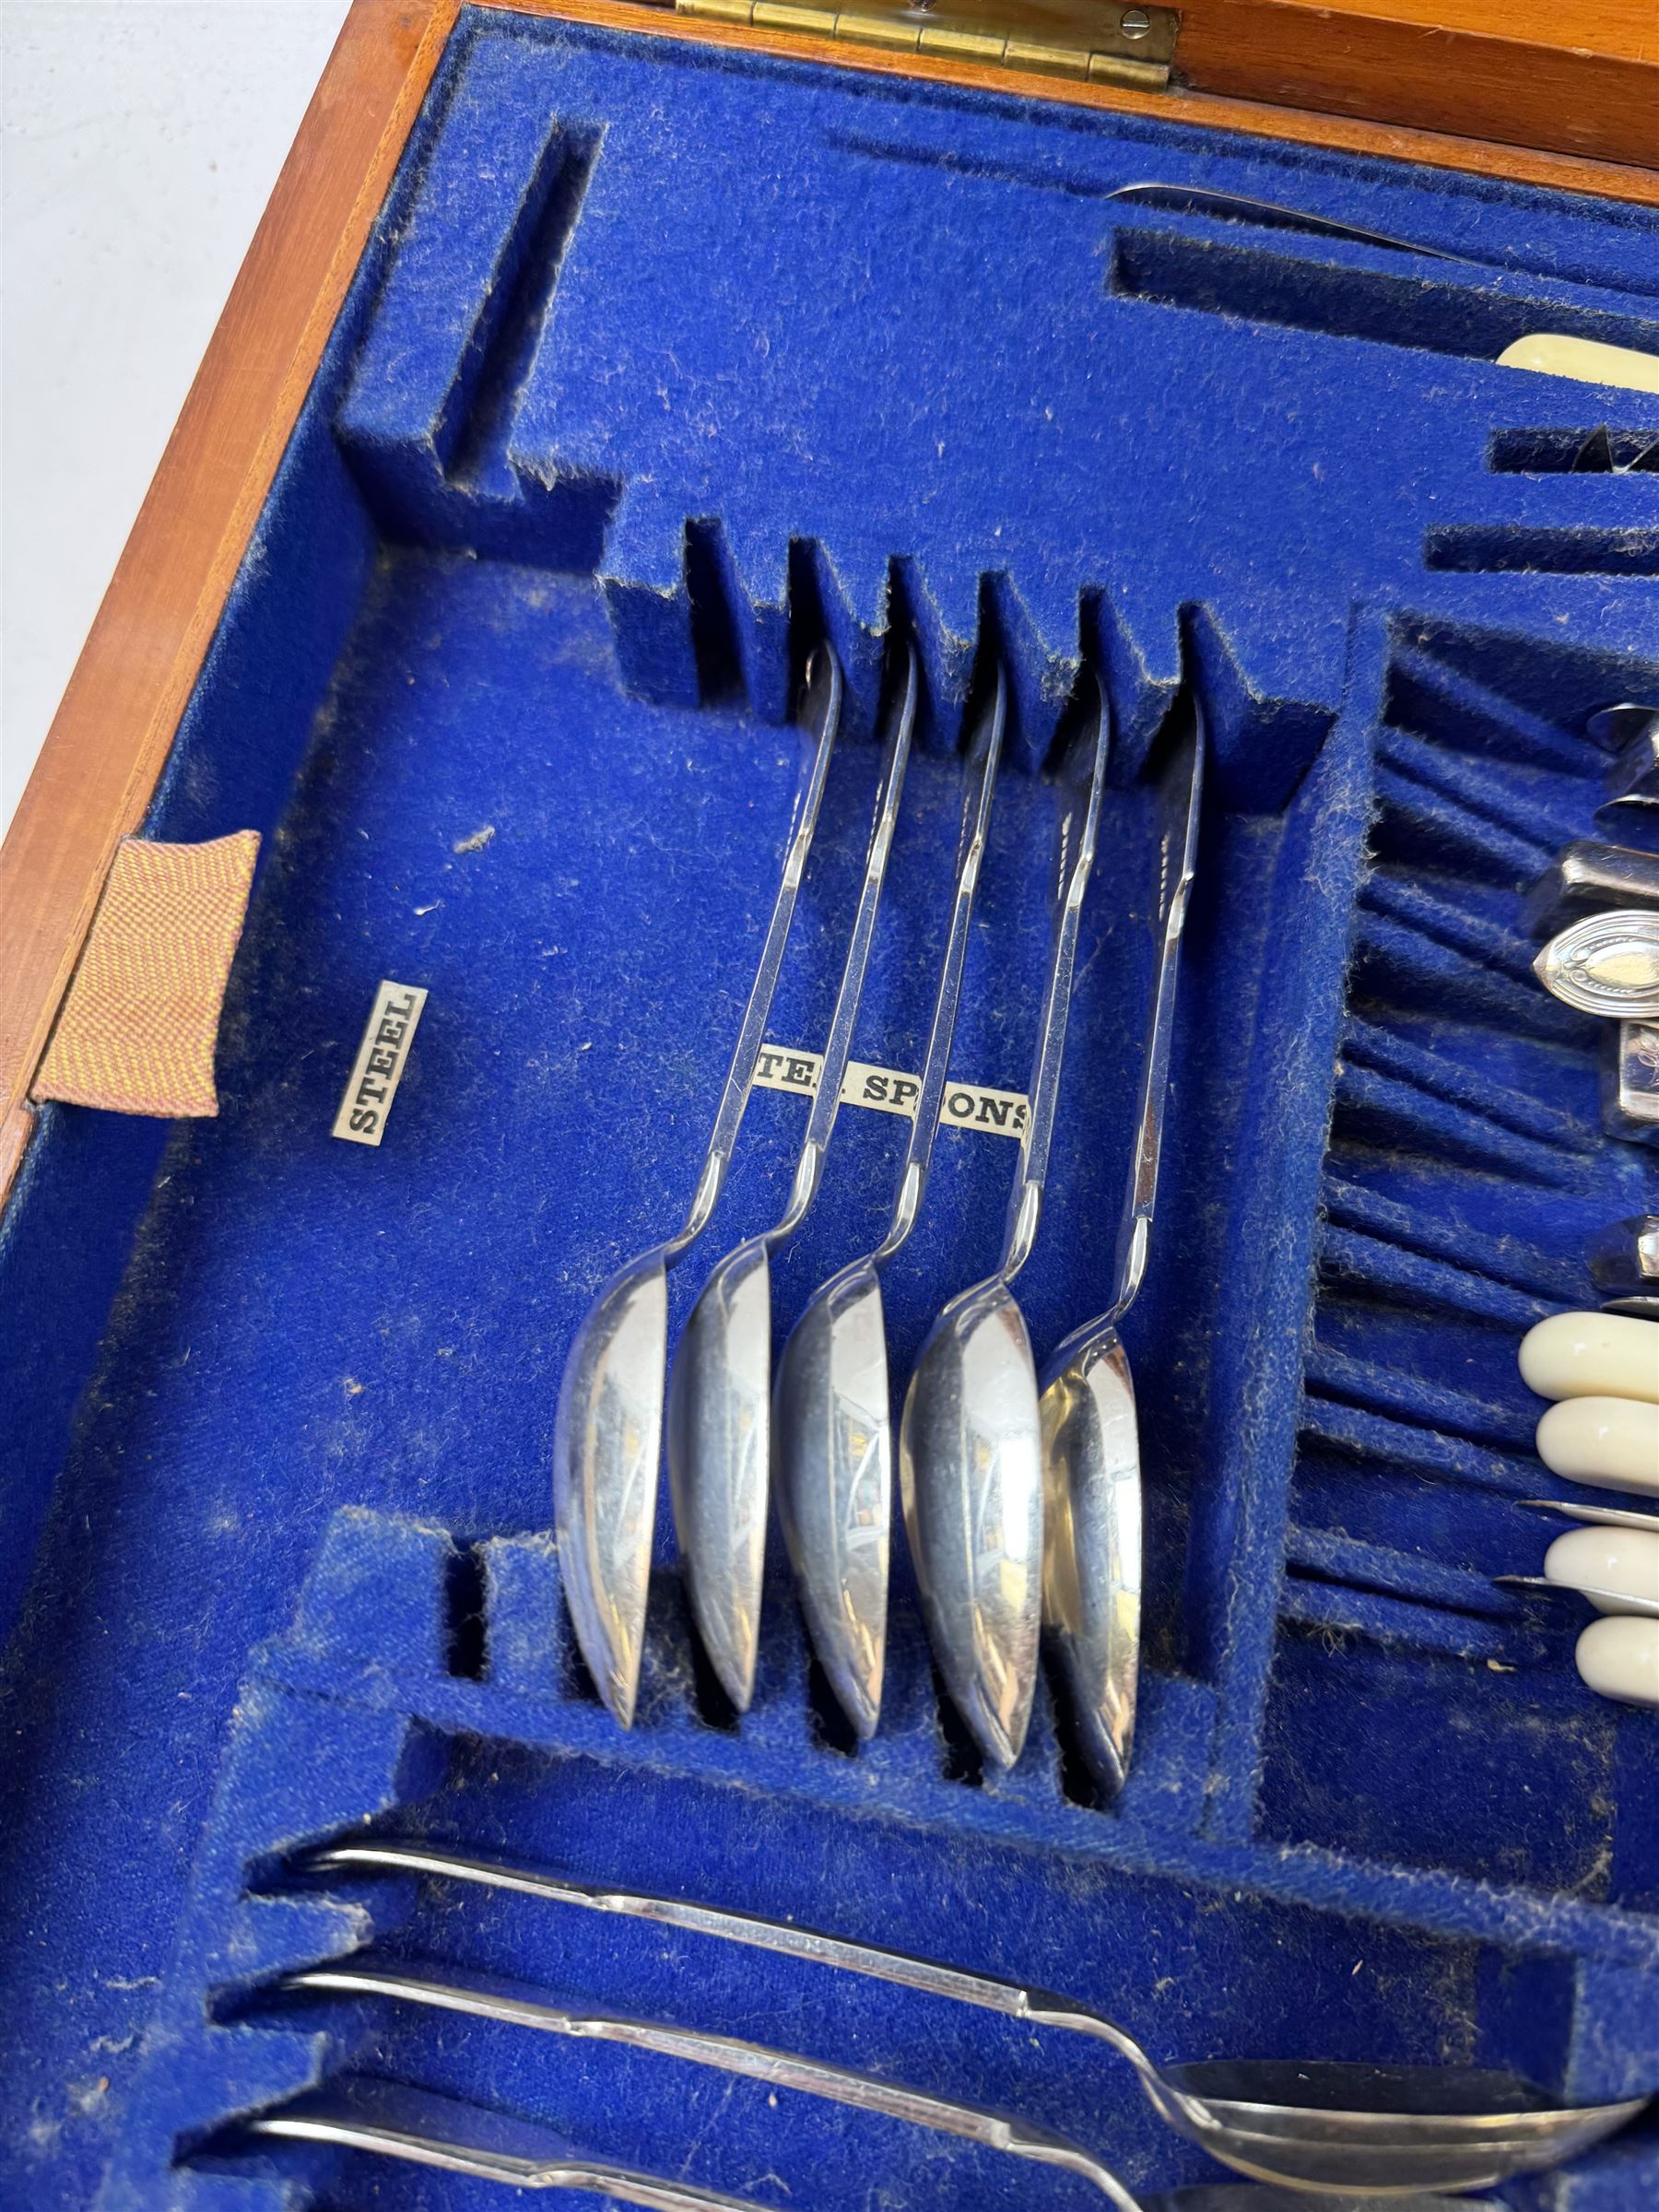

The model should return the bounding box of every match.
[1,7,1658,2207]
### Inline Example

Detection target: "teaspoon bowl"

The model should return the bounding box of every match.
[667,1235,774,1711]
[773,1252,891,1737]
[901,1274,1044,1770]
[553,1248,671,1727]
[1150,2059,1647,2194]
[1041,1324,1141,1794]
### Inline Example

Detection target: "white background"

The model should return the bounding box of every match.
[1,0,350,843]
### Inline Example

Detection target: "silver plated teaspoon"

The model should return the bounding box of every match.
[669,647,918,1711]
[900,677,1112,1769]
[240,2072,1500,2212]
[1535,908,1659,1021]
[774,665,1006,1738]
[1041,692,1205,1795]
[552,651,842,1725]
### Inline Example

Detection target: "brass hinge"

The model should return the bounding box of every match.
[675,0,1179,91]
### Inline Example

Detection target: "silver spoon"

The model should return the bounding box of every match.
[274,1956,1620,2199]
[276,1956,1146,2212]
[298,1840,1650,2192]
[774,665,1006,1739]
[239,2073,1498,2212]
[669,646,918,1712]
[553,649,842,1726]
[1041,692,1205,1796]
[901,675,1112,1769]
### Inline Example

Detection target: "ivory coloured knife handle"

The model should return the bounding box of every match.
[1536,1396,1659,1498]
[1497,335,1659,394]
[1520,1312,1659,1406]
[1576,1616,1659,1706]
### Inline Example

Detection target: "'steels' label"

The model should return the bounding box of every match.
[333,982,428,1147]
[752,1045,1027,1137]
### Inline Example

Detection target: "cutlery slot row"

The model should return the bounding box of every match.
[1490,428,1659,475]
[1257,619,1659,1903]
[1424,525,1659,577]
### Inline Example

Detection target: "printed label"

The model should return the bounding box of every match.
[333,981,428,1147]
[752,1045,1027,1137]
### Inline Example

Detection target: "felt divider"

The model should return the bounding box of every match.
[1299,1396,1542,1498]
[1284,1523,1523,1616]
[1177,648,1379,1841]
[1322,1173,1586,1301]
[1316,1219,1558,1330]
[1340,1017,1598,1158]
[1382,641,1599,771]
[324,15,1659,795]
[1331,1057,1589,1184]
[1277,1574,1524,1664]
[334,24,618,568]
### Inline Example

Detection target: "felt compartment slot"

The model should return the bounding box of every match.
[1381,640,1600,773]
[1298,1394,1544,1499]
[1316,1218,1559,1330]
[1323,1171,1587,1301]
[1286,1523,1524,1618]
[1277,1572,1525,1665]
[1108,223,1659,371]
[1348,913,1576,1044]
[1333,1028,1596,1187]
[335,68,618,567]
[1340,1019,1596,1156]
[1490,427,1659,475]
[1425,524,1659,575]
[1304,1340,1535,1453]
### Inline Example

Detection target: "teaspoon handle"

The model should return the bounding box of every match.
[247,2077,774,2211]
[784,645,919,1225]
[300,1841,1158,2076]
[1107,695,1205,1324]
[283,1959,1149,2212]
[878,666,1006,1259]
[1000,677,1112,1279]
[677,647,842,1251]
